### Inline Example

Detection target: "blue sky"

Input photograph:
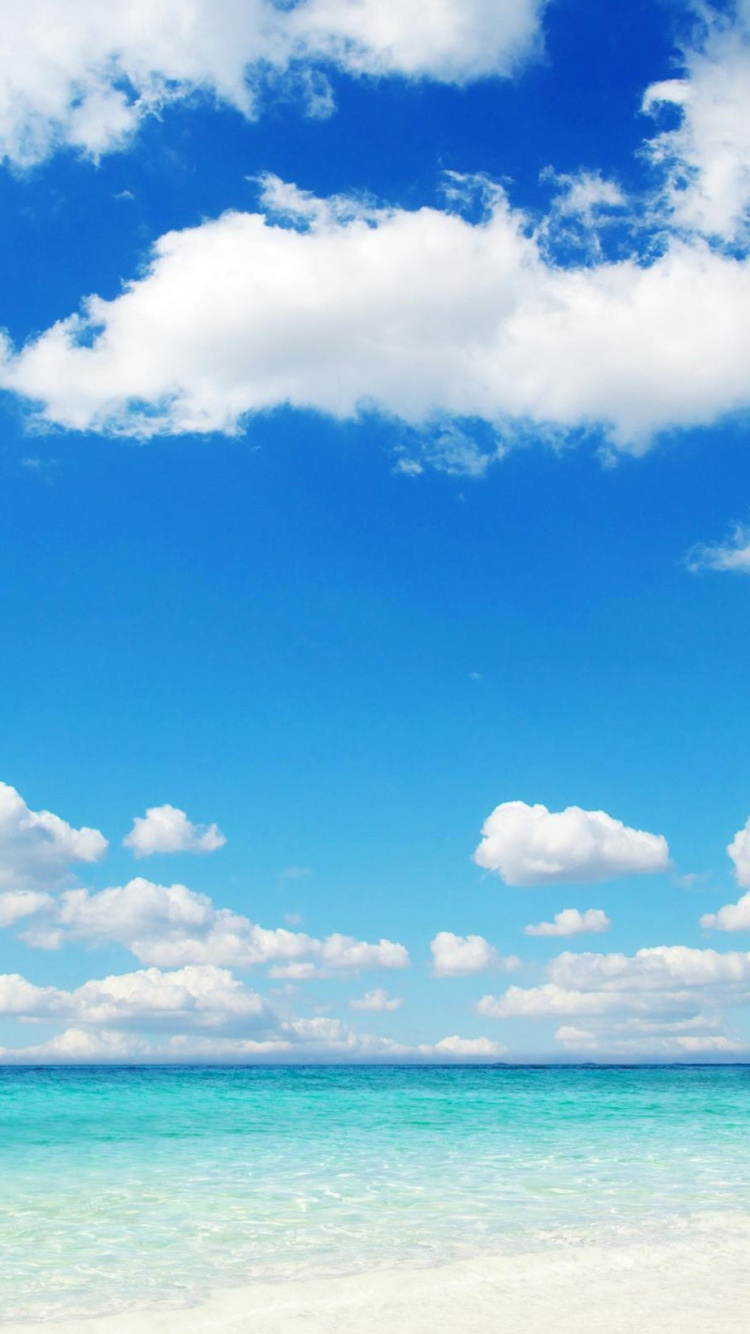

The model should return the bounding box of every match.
[1,0,750,1062]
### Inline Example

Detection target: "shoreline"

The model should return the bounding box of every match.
[7,1215,750,1334]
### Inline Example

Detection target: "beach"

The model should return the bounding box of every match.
[2,1065,750,1330]
[8,1217,750,1333]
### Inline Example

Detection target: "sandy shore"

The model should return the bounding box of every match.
[7,1215,750,1334]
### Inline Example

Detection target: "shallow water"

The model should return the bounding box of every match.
[2,1064,750,1323]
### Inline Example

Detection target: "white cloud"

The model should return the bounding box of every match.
[14,875,410,974]
[318,933,409,970]
[548,171,626,224]
[479,945,750,1042]
[687,520,750,573]
[546,945,750,992]
[0,0,546,167]
[524,907,610,938]
[697,820,750,929]
[702,893,750,932]
[0,1020,508,1064]
[479,983,631,1019]
[431,931,497,976]
[0,963,271,1032]
[1,1028,157,1062]
[6,8,750,463]
[430,931,520,977]
[0,890,53,927]
[268,961,322,980]
[0,780,107,893]
[554,1020,743,1058]
[473,801,669,886]
[349,987,403,1011]
[728,816,750,888]
[643,3,750,243]
[430,1035,506,1058]
[5,179,750,459]
[0,961,513,1062]
[554,1024,596,1047]
[123,804,226,857]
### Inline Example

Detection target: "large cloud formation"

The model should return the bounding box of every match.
[4,180,750,457]
[0,0,546,167]
[473,801,669,887]
[3,7,750,461]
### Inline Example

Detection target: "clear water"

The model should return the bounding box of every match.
[2,1064,750,1323]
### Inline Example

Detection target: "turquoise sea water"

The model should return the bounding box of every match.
[2,1064,750,1324]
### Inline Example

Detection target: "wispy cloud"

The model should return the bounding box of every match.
[686,522,750,574]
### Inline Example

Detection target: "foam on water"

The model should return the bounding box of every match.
[2,1065,750,1325]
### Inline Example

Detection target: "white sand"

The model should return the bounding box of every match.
[8,1215,750,1333]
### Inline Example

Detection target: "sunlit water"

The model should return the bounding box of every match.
[2,1064,750,1323]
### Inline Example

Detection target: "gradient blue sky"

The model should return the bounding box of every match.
[1,0,750,1061]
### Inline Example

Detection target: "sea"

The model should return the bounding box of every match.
[2,1064,750,1330]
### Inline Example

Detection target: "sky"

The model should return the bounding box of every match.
[1,0,750,1062]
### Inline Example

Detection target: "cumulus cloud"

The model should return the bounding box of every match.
[430,931,520,977]
[686,520,750,573]
[524,908,610,938]
[546,945,750,992]
[0,780,107,894]
[479,945,750,1045]
[554,1019,743,1058]
[701,893,750,933]
[473,801,669,886]
[0,964,504,1063]
[5,7,750,463]
[268,961,322,980]
[13,875,410,974]
[429,1035,506,1058]
[6,180,750,458]
[700,819,750,930]
[123,804,226,857]
[0,890,54,927]
[479,983,630,1020]
[0,0,546,167]
[349,987,403,1011]
[728,816,750,888]
[0,1025,510,1064]
[643,3,750,244]
[0,964,270,1032]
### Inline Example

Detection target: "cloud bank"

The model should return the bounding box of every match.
[0,962,498,1063]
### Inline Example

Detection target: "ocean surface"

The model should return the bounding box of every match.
[2,1064,750,1327]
